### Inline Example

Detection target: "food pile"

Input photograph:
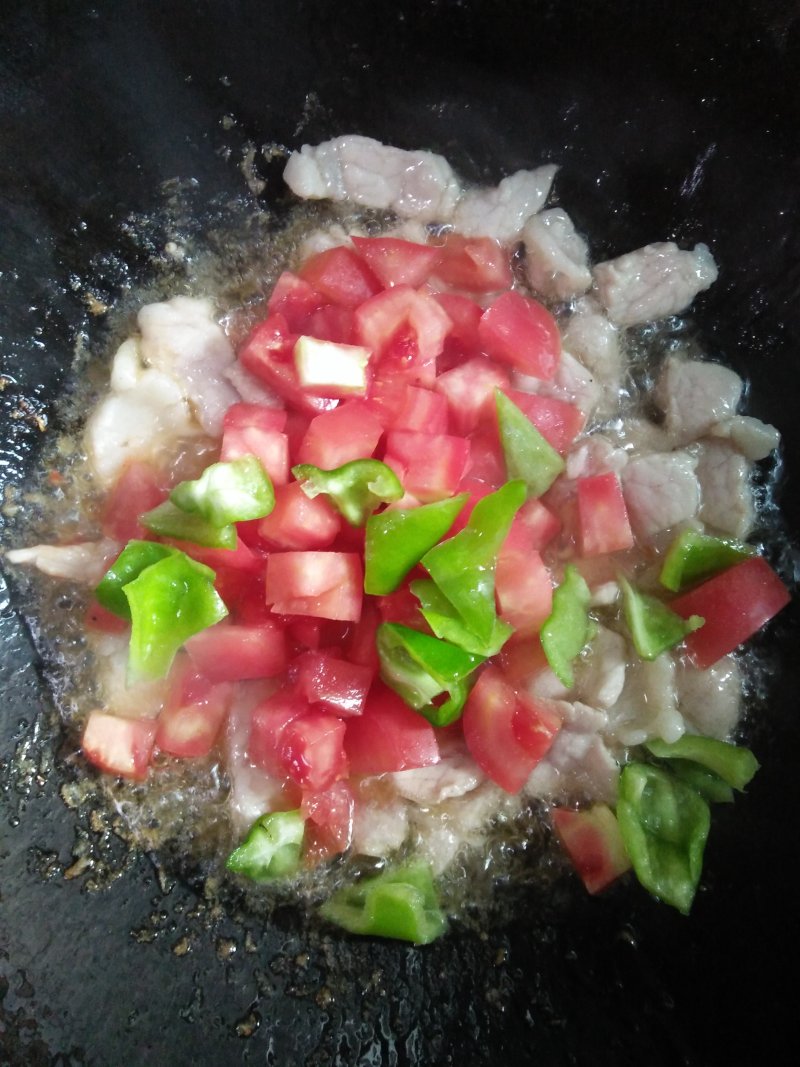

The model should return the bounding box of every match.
[8,136,790,942]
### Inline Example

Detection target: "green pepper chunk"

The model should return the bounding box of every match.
[410,577,512,657]
[620,575,704,660]
[495,389,565,498]
[141,499,238,549]
[320,863,447,944]
[377,622,483,726]
[226,810,305,882]
[421,480,525,644]
[364,494,467,595]
[170,455,275,526]
[659,528,754,593]
[293,459,404,526]
[645,736,759,792]
[540,564,591,687]
[95,540,180,620]
[668,762,735,804]
[123,551,228,681]
[616,762,710,915]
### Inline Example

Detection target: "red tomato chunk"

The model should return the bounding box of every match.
[265,551,363,622]
[351,236,442,289]
[184,621,287,682]
[385,430,470,502]
[296,401,383,468]
[257,482,341,550]
[432,234,513,292]
[291,650,374,717]
[301,780,355,859]
[345,684,440,775]
[299,246,382,308]
[279,710,348,792]
[577,473,634,557]
[82,711,156,781]
[552,806,632,895]
[478,290,561,380]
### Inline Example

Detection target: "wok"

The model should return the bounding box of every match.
[2,1,799,1063]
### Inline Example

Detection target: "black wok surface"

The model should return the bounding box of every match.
[2,2,799,1063]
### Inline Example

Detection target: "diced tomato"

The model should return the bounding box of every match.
[266,271,324,330]
[552,805,632,895]
[576,473,634,557]
[354,286,452,387]
[248,687,308,774]
[239,312,338,414]
[498,635,553,687]
[174,534,264,574]
[496,548,554,636]
[213,568,271,624]
[462,424,506,488]
[513,693,563,761]
[220,403,289,483]
[478,291,561,380]
[156,663,232,759]
[184,621,287,682]
[385,430,470,502]
[433,292,483,349]
[432,234,513,292]
[435,357,511,434]
[265,551,363,622]
[462,667,558,793]
[447,480,492,535]
[279,710,348,792]
[345,683,440,775]
[367,381,449,434]
[303,304,356,345]
[299,246,382,308]
[286,618,324,651]
[671,556,791,669]
[84,598,129,634]
[257,481,341,550]
[502,389,584,453]
[505,498,561,553]
[301,780,355,859]
[100,460,168,542]
[291,650,374,717]
[344,597,381,671]
[82,711,156,781]
[296,400,383,468]
[378,584,428,630]
[351,236,442,289]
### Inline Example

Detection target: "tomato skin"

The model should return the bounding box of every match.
[344,597,381,671]
[100,460,168,542]
[496,547,554,636]
[266,271,323,330]
[478,291,561,380]
[279,710,348,792]
[184,621,288,682]
[576,473,634,557]
[502,389,584,454]
[354,286,452,386]
[385,430,470,503]
[291,650,374,717]
[155,680,232,758]
[671,556,791,668]
[299,246,383,308]
[248,687,308,774]
[462,667,557,793]
[265,551,363,622]
[512,693,563,762]
[239,312,338,414]
[435,357,511,434]
[296,400,383,468]
[552,805,632,895]
[82,711,156,781]
[351,235,442,289]
[367,381,449,434]
[432,235,513,292]
[221,422,289,486]
[345,683,440,775]
[303,304,356,345]
[257,481,341,550]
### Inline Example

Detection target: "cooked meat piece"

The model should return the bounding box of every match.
[5,538,119,582]
[352,791,410,857]
[561,296,623,398]
[389,743,484,805]
[451,166,558,242]
[565,433,628,479]
[710,415,781,461]
[655,355,742,445]
[676,655,742,740]
[575,627,628,710]
[411,782,519,875]
[695,439,754,538]
[284,135,462,221]
[526,705,621,805]
[523,208,592,301]
[593,241,718,325]
[91,633,170,721]
[519,350,603,420]
[608,654,685,746]
[225,680,286,831]
[621,451,701,538]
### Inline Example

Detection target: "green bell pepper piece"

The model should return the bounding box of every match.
[141,499,238,549]
[668,762,735,804]
[410,577,512,657]
[616,762,710,915]
[226,810,305,882]
[320,863,447,944]
[420,480,526,644]
[539,564,591,688]
[620,575,704,660]
[645,736,759,792]
[364,493,467,595]
[377,622,483,726]
[95,540,180,620]
[495,389,565,498]
[170,455,275,526]
[659,528,754,593]
[123,551,228,681]
[293,459,404,526]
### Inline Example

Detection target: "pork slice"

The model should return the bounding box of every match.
[525,718,620,805]
[676,655,742,740]
[90,633,170,721]
[389,744,484,805]
[523,208,592,301]
[695,440,754,538]
[520,350,603,420]
[621,451,700,538]
[561,296,623,396]
[710,415,781,461]
[450,165,558,243]
[565,433,628,480]
[222,361,282,407]
[607,654,685,746]
[283,135,462,221]
[574,627,628,710]
[410,782,519,875]
[137,297,239,437]
[351,790,410,858]
[5,538,119,583]
[655,355,743,446]
[225,680,286,831]
[593,242,718,326]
